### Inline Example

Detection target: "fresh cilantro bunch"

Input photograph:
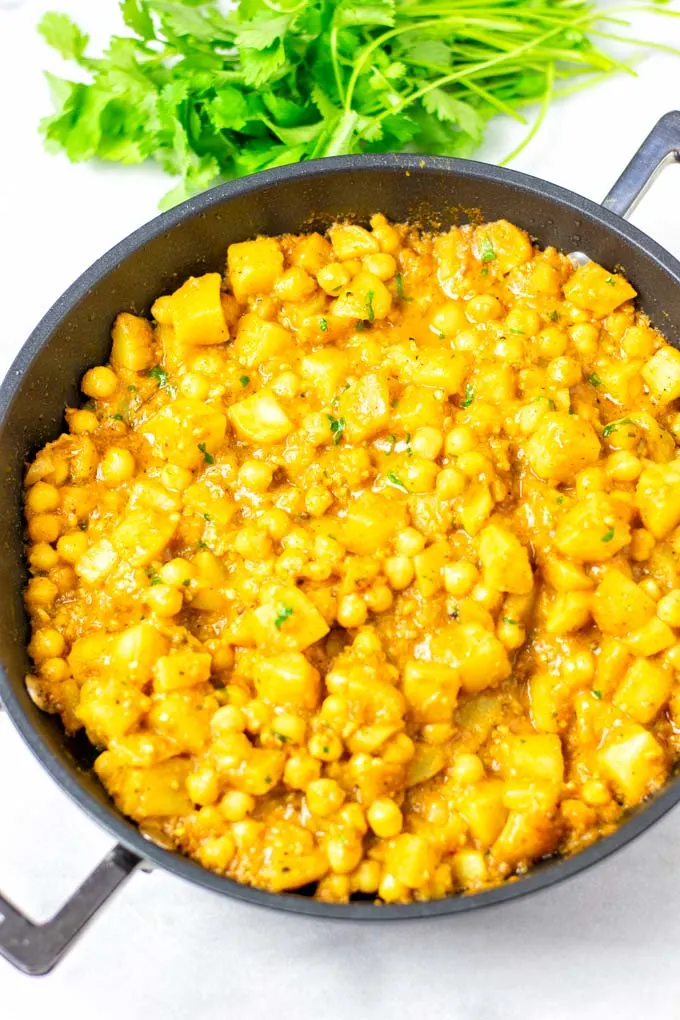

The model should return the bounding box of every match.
[38,0,678,207]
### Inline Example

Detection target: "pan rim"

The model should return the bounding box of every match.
[3,150,680,919]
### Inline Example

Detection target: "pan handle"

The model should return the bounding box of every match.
[603,111,680,219]
[0,843,141,975]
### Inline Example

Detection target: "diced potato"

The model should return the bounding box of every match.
[386,833,436,889]
[328,223,379,260]
[434,228,470,296]
[344,492,403,554]
[113,623,169,684]
[332,272,392,321]
[253,652,321,710]
[337,373,390,443]
[598,723,665,805]
[258,824,328,892]
[111,312,154,371]
[641,345,680,404]
[591,569,655,635]
[169,273,229,346]
[145,397,227,469]
[499,733,564,784]
[234,313,292,368]
[76,539,118,584]
[68,632,112,681]
[406,743,445,788]
[613,658,672,724]
[229,392,292,444]
[252,585,330,652]
[596,637,631,695]
[545,591,591,634]
[528,673,560,733]
[458,484,494,536]
[554,494,630,561]
[458,780,508,848]
[636,462,680,539]
[525,412,600,482]
[475,220,533,274]
[227,237,283,302]
[403,660,460,723]
[479,523,533,595]
[402,349,468,395]
[542,558,593,592]
[96,756,193,819]
[452,848,488,887]
[148,689,213,753]
[300,349,348,404]
[413,541,449,596]
[625,617,675,657]
[431,621,510,694]
[393,385,445,433]
[111,508,178,566]
[492,810,560,867]
[563,262,637,318]
[153,651,212,692]
[77,678,150,745]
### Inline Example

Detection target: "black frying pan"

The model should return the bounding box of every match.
[1,113,679,976]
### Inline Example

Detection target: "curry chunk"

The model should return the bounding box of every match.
[23,214,680,906]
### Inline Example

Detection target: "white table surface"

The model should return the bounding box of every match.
[2,1,680,1015]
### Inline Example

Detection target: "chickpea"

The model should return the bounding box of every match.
[161,464,193,491]
[412,427,443,460]
[180,372,211,400]
[443,561,478,597]
[308,731,343,762]
[436,466,466,498]
[535,327,568,359]
[211,705,247,735]
[365,583,393,613]
[28,514,60,544]
[317,263,351,296]
[29,628,65,661]
[56,531,88,563]
[305,484,333,517]
[100,447,135,486]
[547,356,581,387]
[466,294,503,323]
[606,451,642,483]
[431,301,467,336]
[385,555,414,591]
[569,323,600,356]
[306,778,345,817]
[40,657,71,683]
[146,584,183,617]
[395,527,426,556]
[326,835,363,875]
[68,409,99,434]
[81,365,119,399]
[220,791,255,822]
[187,768,220,806]
[29,542,60,571]
[368,798,403,838]
[370,215,400,252]
[26,482,60,514]
[160,558,195,587]
[445,425,475,457]
[362,253,396,280]
[337,593,367,628]
[284,753,322,790]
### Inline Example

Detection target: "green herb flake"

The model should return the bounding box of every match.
[587,373,602,388]
[548,310,560,322]
[203,513,212,522]
[556,496,565,505]
[593,689,603,699]
[386,470,408,493]
[461,383,474,408]
[602,417,634,438]
[127,385,137,392]
[601,527,615,543]
[319,317,328,333]
[509,328,525,335]
[327,414,345,445]
[366,291,375,323]
[182,578,191,587]
[479,236,496,263]
[274,604,294,630]
[502,617,517,625]
[605,276,617,286]
[111,413,124,422]
[240,375,250,387]
[198,442,214,465]
[391,398,399,408]
[395,273,412,301]
[146,569,162,586]
[147,365,169,388]
[480,267,489,278]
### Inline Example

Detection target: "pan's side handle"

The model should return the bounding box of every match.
[0,844,141,975]
[603,111,680,220]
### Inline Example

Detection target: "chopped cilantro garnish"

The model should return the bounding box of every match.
[319,317,328,332]
[605,276,616,286]
[395,273,412,301]
[502,617,517,625]
[602,417,634,438]
[479,236,496,262]
[327,414,345,445]
[240,375,250,387]
[548,310,560,322]
[274,604,294,630]
[198,442,214,464]
[601,527,615,543]
[366,291,375,323]
[480,267,489,277]
[556,495,565,504]
[111,413,124,421]
[146,569,162,586]
[386,470,408,493]
[587,373,602,387]
[593,689,603,699]
[147,365,169,388]
[461,383,474,407]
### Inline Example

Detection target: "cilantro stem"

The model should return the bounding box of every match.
[500,60,554,165]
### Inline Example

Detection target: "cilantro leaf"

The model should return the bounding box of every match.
[386,470,408,493]
[198,442,214,464]
[461,383,474,407]
[147,365,169,388]
[274,604,294,629]
[38,13,89,61]
[327,415,346,445]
